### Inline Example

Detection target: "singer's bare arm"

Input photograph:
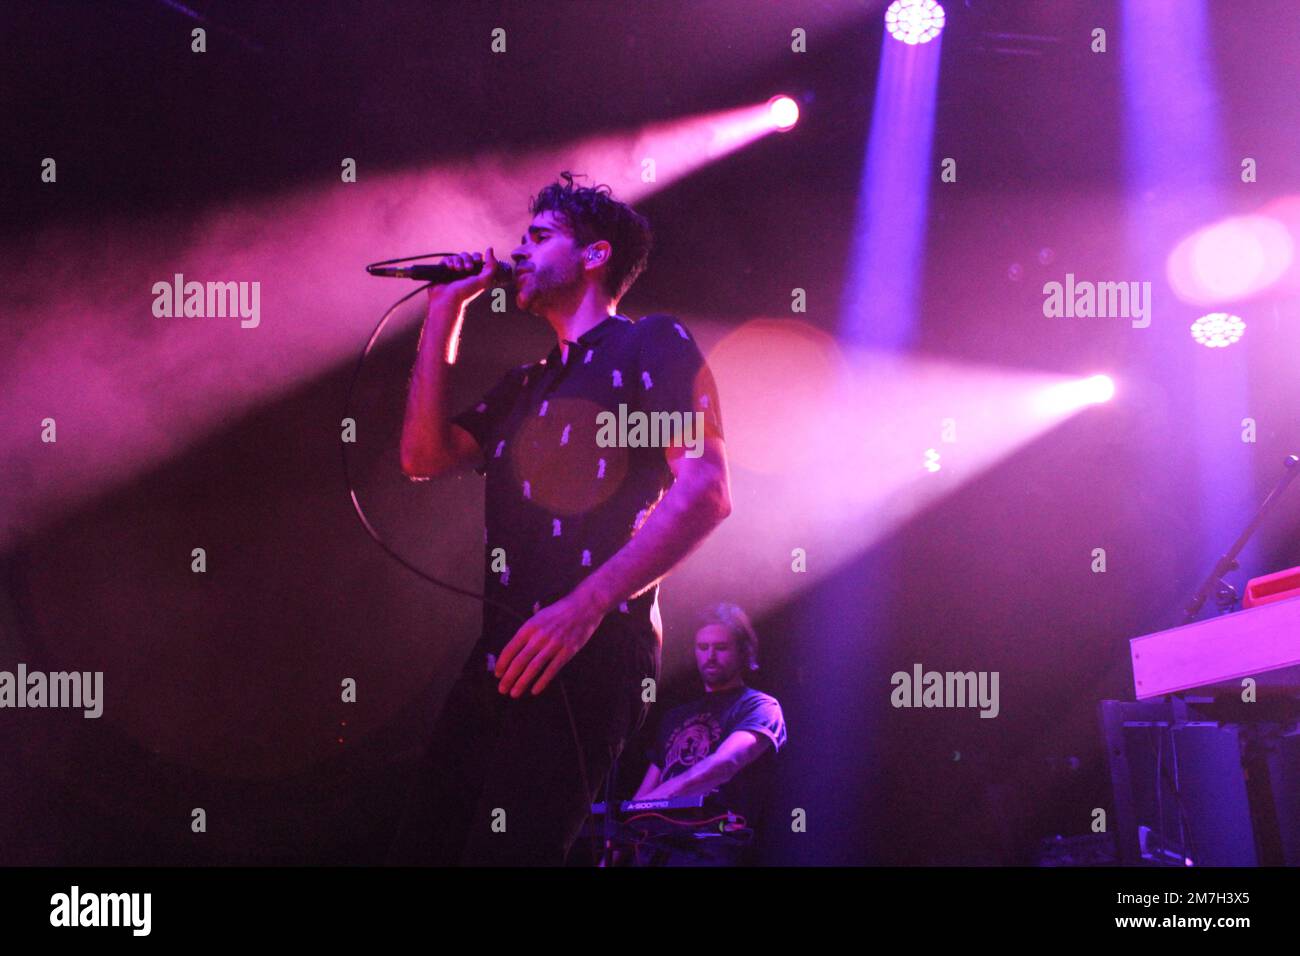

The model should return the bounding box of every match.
[399,299,478,479]
[495,436,732,696]
[399,249,499,480]
[575,436,732,621]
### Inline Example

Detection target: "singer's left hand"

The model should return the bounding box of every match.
[495,590,606,697]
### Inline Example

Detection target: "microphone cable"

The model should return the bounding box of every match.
[346,253,597,864]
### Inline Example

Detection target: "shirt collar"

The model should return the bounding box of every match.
[543,313,631,366]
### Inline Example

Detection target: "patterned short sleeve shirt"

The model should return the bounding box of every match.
[450,313,725,654]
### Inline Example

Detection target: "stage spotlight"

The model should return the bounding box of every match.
[1190,312,1246,348]
[1032,375,1115,417]
[885,0,945,45]
[768,95,800,131]
[1081,374,1115,404]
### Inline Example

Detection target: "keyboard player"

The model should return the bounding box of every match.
[629,603,787,865]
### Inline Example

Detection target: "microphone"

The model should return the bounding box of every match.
[366,259,515,284]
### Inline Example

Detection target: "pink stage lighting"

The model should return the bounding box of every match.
[768,95,800,131]
[1032,374,1115,417]
[1167,214,1294,305]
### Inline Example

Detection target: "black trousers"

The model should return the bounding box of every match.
[388,624,659,866]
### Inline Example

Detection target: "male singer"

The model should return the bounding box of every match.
[393,172,731,865]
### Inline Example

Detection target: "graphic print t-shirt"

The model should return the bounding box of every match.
[649,687,786,826]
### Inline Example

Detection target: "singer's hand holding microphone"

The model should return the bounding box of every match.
[426,248,505,314]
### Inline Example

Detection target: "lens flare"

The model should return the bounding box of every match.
[1167,215,1293,305]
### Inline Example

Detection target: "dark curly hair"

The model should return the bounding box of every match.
[529,171,654,302]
